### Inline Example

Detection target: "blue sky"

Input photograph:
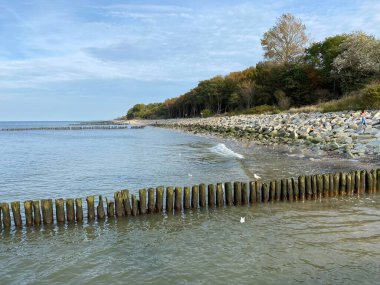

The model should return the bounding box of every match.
[0,0,379,120]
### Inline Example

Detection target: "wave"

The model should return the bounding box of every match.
[210,143,244,159]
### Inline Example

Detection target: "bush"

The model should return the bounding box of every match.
[243,105,281,114]
[200,109,213,117]
[361,84,380,109]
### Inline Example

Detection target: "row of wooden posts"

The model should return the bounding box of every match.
[1,125,144,132]
[1,169,379,229]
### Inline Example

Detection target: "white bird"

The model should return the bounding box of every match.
[188,173,193,177]
[240,217,245,223]
[254,174,261,179]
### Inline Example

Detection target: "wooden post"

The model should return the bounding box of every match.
[114,192,124,217]
[366,171,373,194]
[75,198,83,222]
[33,200,41,226]
[208,184,216,207]
[199,183,206,208]
[241,182,248,205]
[86,195,95,221]
[371,169,377,194]
[249,181,256,204]
[360,170,366,194]
[191,185,199,209]
[1,203,11,228]
[333,173,340,197]
[166,187,174,213]
[305,176,312,200]
[11,201,22,228]
[24,200,33,226]
[355,170,361,195]
[139,189,147,215]
[174,187,182,211]
[216,183,224,207]
[287,179,293,202]
[121,189,131,216]
[183,186,191,210]
[233,182,241,206]
[316,174,323,200]
[156,186,164,212]
[340,173,346,196]
[377,169,380,193]
[269,181,276,202]
[262,183,269,203]
[311,175,317,200]
[66,198,75,222]
[106,198,115,218]
[299,176,305,202]
[96,195,105,220]
[346,173,352,196]
[131,195,138,216]
[275,180,281,202]
[329,173,334,197]
[281,179,288,201]
[148,188,155,213]
[255,181,262,203]
[322,174,329,198]
[41,199,53,225]
[225,182,233,206]
[55,198,65,223]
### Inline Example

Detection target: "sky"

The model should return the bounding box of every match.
[0,0,379,121]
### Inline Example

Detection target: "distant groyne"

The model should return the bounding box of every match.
[0,169,378,230]
[1,125,144,131]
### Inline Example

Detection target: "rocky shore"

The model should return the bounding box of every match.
[134,111,380,161]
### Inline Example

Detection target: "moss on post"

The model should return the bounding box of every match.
[281,179,288,201]
[305,176,312,200]
[198,183,206,208]
[255,181,262,203]
[121,189,131,216]
[66,198,75,222]
[366,171,373,194]
[75,198,83,222]
[292,178,299,202]
[216,183,224,207]
[207,184,215,207]
[287,179,293,202]
[298,176,305,202]
[262,183,269,203]
[139,189,147,215]
[360,170,366,194]
[148,188,155,213]
[249,181,256,204]
[241,182,248,205]
[97,195,105,220]
[41,199,53,225]
[183,186,191,210]
[166,187,174,213]
[311,175,317,200]
[329,173,334,197]
[269,181,276,202]
[225,182,234,206]
[333,173,340,197]
[191,185,199,209]
[11,201,22,228]
[233,182,241,206]
[55,198,65,224]
[346,173,352,196]
[322,174,329,198]
[24,200,33,227]
[355,170,361,195]
[370,169,377,193]
[131,194,138,216]
[156,186,164,212]
[32,200,41,226]
[106,198,115,218]
[1,203,11,228]
[340,173,346,196]
[275,180,281,202]
[316,175,323,200]
[174,187,182,212]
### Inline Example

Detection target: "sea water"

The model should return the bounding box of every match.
[0,122,379,284]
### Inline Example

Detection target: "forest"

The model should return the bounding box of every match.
[124,14,380,120]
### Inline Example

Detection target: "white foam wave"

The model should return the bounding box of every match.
[210,143,244,159]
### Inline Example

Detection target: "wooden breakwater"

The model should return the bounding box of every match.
[1,125,144,132]
[0,169,379,229]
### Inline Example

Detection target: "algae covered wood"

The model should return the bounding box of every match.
[305,176,312,200]
[322,174,329,198]
[148,188,155,213]
[275,180,281,202]
[139,189,147,215]
[216,183,224,207]
[33,200,41,225]
[255,181,262,203]
[156,187,164,212]
[241,182,249,205]
[121,189,132,216]
[360,170,366,194]
[208,184,216,207]
[333,173,340,197]
[340,173,346,196]
[183,186,191,209]
[114,192,124,217]
[66,198,75,222]
[1,203,11,228]
[41,199,53,224]
[86,195,96,221]
[199,183,206,208]
[366,171,373,194]
[11,201,22,227]
[249,181,256,204]
[298,176,305,201]
[24,200,33,226]
[97,195,105,220]
[131,194,138,216]
[106,198,115,218]
[226,182,233,206]
[75,198,83,222]
[355,171,360,194]
[166,187,174,213]
[191,185,199,209]
[262,183,269,203]
[269,181,276,202]
[233,182,241,206]
[174,187,182,211]
[311,175,317,200]
[346,173,352,196]
[287,179,293,202]
[370,169,377,193]
[329,173,334,197]
[55,198,65,223]
[292,178,299,201]
[316,175,323,199]
[281,179,288,201]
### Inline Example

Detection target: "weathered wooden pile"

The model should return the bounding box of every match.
[0,125,145,131]
[0,169,378,229]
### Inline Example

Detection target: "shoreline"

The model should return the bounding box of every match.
[122,110,380,163]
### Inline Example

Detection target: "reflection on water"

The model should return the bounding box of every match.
[1,196,380,284]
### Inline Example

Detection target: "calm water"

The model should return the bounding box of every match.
[1,122,379,284]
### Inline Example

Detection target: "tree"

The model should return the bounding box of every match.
[261,13,308,63]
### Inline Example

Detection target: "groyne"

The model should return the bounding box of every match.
[1,125,144,131]
[1,169,378,230]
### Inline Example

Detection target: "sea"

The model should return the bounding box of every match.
[0,121,379,284]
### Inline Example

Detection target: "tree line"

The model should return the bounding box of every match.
[124,14,380,119]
